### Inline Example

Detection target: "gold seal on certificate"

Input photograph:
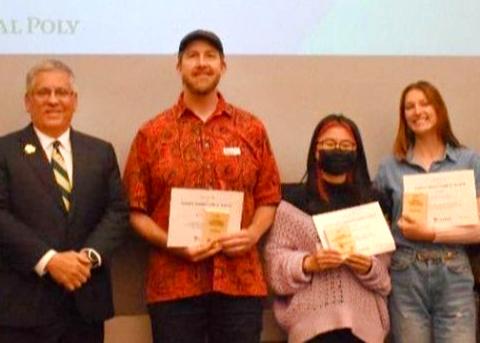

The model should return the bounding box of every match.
[324,224,355,257]
[402,193,428,223]
[203,207,230,244]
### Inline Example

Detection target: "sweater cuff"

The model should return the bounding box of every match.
[354,255,380,283]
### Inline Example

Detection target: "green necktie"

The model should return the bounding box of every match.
[51,141,72,211]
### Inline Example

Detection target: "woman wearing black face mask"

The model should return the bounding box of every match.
[264,114,391,343]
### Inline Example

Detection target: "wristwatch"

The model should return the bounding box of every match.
[85,249,101,268]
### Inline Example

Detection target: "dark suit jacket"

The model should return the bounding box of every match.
[0,124,129,327]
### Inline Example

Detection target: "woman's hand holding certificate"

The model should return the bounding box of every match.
[302,249,372,274]
[344,253,373,274]
[302,249,343,273]
[397,214,436,242]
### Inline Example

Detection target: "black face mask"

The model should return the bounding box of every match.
[318,149,357,175]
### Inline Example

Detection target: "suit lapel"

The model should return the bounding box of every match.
[69,130,86,220]
[20,124,67,215]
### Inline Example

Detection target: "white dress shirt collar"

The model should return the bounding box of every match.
[33,127,71,153]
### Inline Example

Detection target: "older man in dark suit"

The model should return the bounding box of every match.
[0,59,129,342]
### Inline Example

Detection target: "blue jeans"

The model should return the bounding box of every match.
[389,248,476,343]
[148,293,263,343]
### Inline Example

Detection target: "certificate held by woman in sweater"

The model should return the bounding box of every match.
[313,202,395,257]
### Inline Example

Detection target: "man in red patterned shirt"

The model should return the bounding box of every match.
[123,30,281,343]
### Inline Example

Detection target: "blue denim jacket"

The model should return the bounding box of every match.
[374,144,480,251]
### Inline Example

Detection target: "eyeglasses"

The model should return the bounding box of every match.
[317,138,357,151]
[30,88,74,101]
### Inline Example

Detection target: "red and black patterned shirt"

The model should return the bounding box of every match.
[123,92,281,303]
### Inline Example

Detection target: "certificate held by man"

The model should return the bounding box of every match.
[403,170,479,229]
[167,188,244,247]
[312,202,395,257]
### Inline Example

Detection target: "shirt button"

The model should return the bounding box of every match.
[204,142,210,149]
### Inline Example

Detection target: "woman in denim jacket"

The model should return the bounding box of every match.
[375,80,480,342]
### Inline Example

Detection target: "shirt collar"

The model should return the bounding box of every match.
[444,143,459,162]
[33,126,71,152]
[405,142,458,164]
[175,91,233,119]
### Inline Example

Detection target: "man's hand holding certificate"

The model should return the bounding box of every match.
[312,202,395,258]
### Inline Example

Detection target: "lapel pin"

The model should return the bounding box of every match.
[24,144,36,155]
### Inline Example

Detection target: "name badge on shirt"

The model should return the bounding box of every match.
[223,147,241,156]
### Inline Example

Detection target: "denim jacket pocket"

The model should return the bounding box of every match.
[390,249,415,271]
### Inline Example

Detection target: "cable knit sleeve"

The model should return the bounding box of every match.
[264,201,319,296]
[353,252,392,297]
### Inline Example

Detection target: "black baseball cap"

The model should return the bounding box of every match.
[178,29,224,56]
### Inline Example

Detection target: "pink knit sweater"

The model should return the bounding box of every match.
[264,201,391,343]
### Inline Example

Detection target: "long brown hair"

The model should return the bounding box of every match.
[393,80,461,160]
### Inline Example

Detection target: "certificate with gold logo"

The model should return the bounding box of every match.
[167,188,244,247]
[313,202,395,257]
[323,224,356,258]
[403,170,478,229]
[202,207,230,244]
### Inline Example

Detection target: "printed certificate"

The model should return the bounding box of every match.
[167,188,244,247]
[403,170,478,228]
[313,202,395,257]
